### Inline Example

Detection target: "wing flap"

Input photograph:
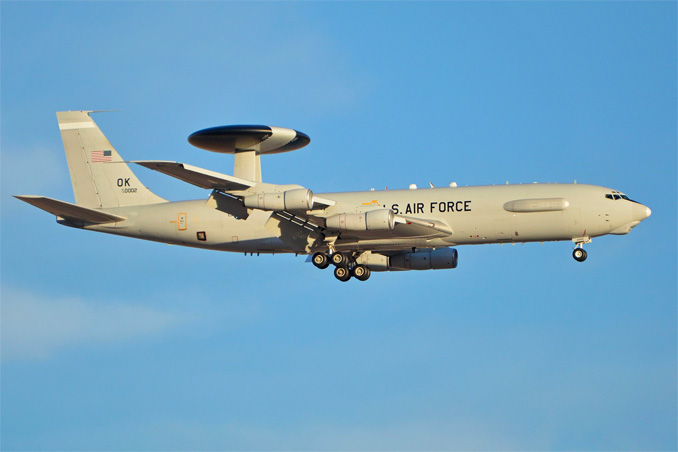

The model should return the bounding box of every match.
[323,214,452,240]
[134,160,255,191]
[15,195,126,224]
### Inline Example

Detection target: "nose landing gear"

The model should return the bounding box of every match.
[572,237,591,262]
[572,247,588,262]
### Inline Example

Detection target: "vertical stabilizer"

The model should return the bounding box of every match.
[57,111,166,208]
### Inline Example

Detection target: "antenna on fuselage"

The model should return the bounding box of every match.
[187,125,311,182]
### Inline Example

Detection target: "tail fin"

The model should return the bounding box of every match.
[57,111,166,208]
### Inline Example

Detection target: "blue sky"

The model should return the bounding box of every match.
[1,2,676,450]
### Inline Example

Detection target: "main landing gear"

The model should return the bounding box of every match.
[312,252,330,269]
[312,252,371,282]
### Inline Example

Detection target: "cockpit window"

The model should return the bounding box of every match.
[605,192,638,203]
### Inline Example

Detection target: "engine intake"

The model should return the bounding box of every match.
[325,209,395,231]
[244,188,313,211]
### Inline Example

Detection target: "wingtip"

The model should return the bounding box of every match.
[14,194,40,200]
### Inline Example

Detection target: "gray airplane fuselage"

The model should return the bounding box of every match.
[80,183,649,254]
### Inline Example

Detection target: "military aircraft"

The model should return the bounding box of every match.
[16,111,651,282]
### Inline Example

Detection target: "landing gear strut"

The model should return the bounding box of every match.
[572,237,591,263]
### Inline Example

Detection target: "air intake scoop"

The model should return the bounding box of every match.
[188,125,310,155]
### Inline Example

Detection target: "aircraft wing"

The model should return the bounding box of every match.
[333,215,452,239]
[14,195,126,224]
[133,161,439,237]
[133,160,446,240]
[300,208,453,240]
[135,160,337,210]
[134,160,255,191]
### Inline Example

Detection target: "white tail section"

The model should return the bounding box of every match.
[57,111,166,208]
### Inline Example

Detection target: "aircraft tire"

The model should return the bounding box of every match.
[352,265,371,281]
[573,248,588,262]
[331,252,347,267]
[334,266,351,282]
[312,252,330,269]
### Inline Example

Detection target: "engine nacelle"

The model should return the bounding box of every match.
[355,248,458,272]
[389,248,458,271]
[355,252,390,271]
[243,188,313,211]
[325,209,395,231]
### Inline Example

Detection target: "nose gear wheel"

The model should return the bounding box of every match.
[573,248,588,262]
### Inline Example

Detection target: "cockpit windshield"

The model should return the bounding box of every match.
[604,191,637,203]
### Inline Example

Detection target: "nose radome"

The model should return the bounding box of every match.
[632,203,651,221]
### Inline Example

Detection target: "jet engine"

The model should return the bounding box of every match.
[356,248,458,271]
[325,209,395,231]
[389,248,458,270]
[243,188,313,211]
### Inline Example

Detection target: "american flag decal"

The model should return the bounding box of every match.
[91,150,112,162]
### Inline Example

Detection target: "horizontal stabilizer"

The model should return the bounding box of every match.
[134,160,255,191]
[15,195,126,224]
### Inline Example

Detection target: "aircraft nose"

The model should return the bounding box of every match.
[632,203,651,221]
